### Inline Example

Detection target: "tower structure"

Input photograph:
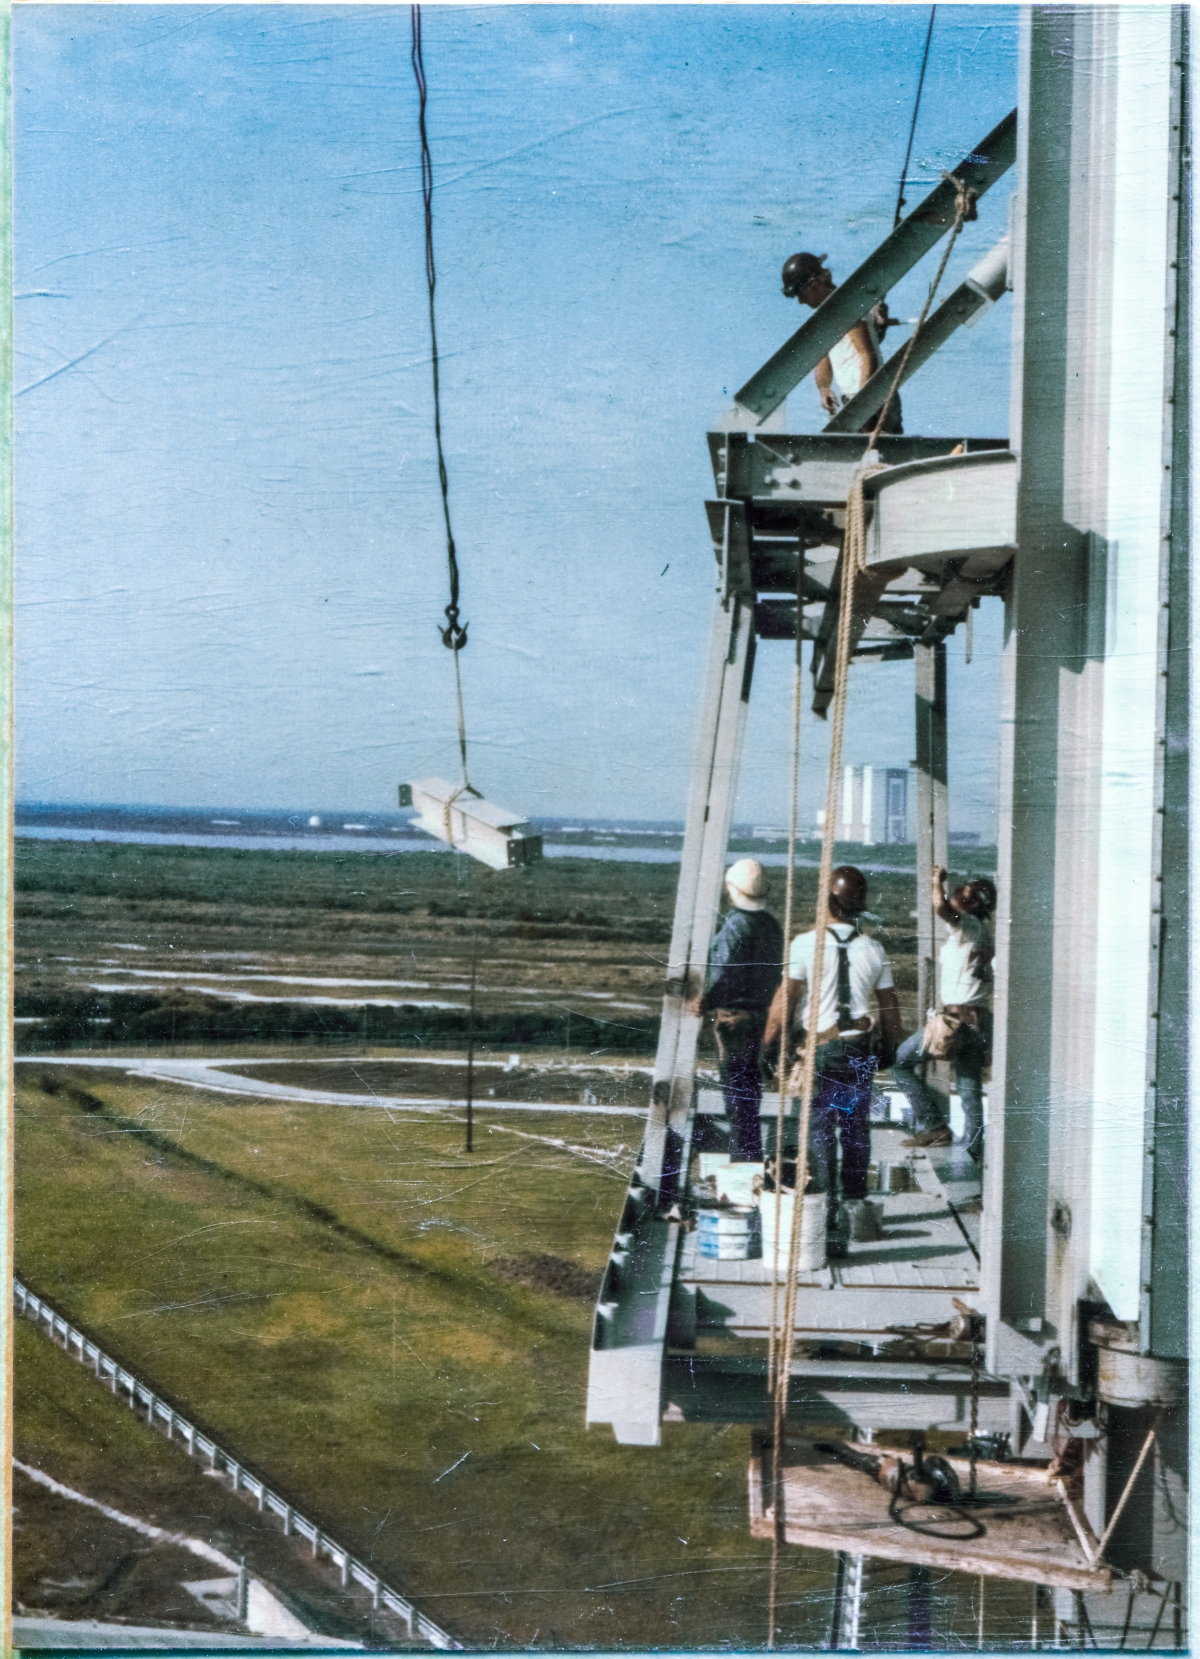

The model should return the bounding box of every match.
[586,8,1188,1644]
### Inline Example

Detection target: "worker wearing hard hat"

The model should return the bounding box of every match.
[763,865,903,1255]
[894,867,996,1163]
[697,859,784,1163]
[781,251,903,434]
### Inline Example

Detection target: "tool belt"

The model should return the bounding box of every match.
[922,1003,986,1059]
[784,1017,873,1093]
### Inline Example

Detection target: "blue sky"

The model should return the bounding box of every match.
[15,4,1018,832]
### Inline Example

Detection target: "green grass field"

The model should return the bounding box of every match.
[16,1063,844,1648]
[14,837,1025,1648]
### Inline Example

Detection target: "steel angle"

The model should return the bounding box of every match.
[827,237,1010,435]
[704,499,753,598]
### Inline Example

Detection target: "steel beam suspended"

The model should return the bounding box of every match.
[825,236,1010,434]
[733,110,1017,421]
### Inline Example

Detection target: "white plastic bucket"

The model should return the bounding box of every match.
[759,1188,826,1274]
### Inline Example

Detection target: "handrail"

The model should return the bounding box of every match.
[13,1277,460,1651]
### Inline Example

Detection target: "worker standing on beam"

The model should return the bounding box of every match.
[894,869,996,1163]
[781,252,904,433]
[696,860,784,1164]
[764,866,903,1255]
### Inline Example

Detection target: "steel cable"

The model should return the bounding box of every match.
[894,9,938,229]
[411,3,471,790]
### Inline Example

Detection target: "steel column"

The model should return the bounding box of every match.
[640,591,755,1199]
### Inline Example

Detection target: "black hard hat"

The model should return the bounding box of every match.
[829,865,869,917]
[782,251,828,297]
[966,878,997,917]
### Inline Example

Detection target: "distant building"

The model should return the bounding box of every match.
[840,765,915,846]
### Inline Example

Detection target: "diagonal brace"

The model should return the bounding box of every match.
[734,109,1016,420]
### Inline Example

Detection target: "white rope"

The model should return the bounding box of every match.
[767,571,805,1397]
[765,177,979,1645]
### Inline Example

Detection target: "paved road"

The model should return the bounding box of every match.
[16,1055,648,1117]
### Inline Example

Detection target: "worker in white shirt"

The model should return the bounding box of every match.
[781,251,903,433]
[764,866,903,1256]
[894,867,996,1163]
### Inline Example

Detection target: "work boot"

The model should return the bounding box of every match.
[844,1198,885,1243]
[826,1203,849,1260]
[902,1124,953,1148]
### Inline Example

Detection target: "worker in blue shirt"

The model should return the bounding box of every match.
[697,859,784,1162]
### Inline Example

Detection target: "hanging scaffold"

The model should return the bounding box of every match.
[397,5,542,873]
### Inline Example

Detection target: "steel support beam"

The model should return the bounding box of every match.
[734,111,1017,421]
[825,237,1010,434]
[640,591,754,1200]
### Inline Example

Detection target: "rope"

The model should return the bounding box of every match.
[766,174,977,1644]
[766,563,806,1398]
[868,172,977,447]
[766,459,886,1650]
[411,3,471,790]
[894,8,937,228]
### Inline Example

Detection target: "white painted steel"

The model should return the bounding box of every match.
[867,452,1016,570]
[1085,7,1176,1322]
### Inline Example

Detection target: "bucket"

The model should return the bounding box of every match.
[696,1206,759,1260]
[759,1188,826,1274]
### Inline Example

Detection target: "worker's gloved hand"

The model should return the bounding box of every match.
[820,389,841,416]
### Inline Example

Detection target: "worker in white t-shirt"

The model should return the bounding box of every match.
[893,868,997,1163]
[780,251,903,433]
[763,866,903,1256]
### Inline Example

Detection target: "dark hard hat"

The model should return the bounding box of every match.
[966,878,997,917]
[829,865,869,917]
[782,251,828,297]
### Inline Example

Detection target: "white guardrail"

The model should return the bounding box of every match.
[13,1278,459,1651]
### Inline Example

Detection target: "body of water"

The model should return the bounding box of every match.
[16,805,989,872]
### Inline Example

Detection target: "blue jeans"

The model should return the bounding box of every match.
[712,1007,768,1163]
[891,1011,991,1163]
[807,1040,877,1235]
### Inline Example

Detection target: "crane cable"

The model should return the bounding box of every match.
[411,3,472,800]
[765,176,976,1648]
[894,8,937,229]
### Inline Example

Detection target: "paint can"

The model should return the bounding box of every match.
[759,1188,826,1274]
[696,1207,759,1260]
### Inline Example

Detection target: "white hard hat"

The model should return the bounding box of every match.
[725,857,770,911]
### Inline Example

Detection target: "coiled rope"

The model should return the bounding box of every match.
[764,175,976,1647]
[411,3,471,795]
